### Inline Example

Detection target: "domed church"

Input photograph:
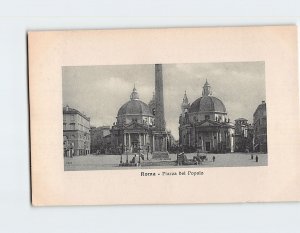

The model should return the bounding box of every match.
[179,80,235,153]
[110,85,155,154]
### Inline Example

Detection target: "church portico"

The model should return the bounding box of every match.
[123,131,150,153]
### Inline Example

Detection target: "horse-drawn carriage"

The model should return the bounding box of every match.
[193,154,208,163]
[177,152,208,166]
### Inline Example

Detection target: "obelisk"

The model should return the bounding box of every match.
[152,64,169,159]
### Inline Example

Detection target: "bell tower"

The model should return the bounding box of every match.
[181,90,190,114]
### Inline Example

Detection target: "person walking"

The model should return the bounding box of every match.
[212,156,215,162]
[255,155,258,163]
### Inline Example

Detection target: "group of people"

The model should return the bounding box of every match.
[251,154,259,162]
[130,154,145,166]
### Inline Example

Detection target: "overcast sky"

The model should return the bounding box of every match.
[63,62,265,140]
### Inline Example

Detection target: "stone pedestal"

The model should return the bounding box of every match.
[152,151,170,160]
[152,132,170,160]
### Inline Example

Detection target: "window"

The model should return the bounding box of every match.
[70,123,75,130]
[205,115,210,120]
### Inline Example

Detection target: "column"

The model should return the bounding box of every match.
[230,130,234,152]
[128,134,131,152]
[152,135,155,151]
[216,132,219,152]
[165,136,168,151]
[143,134,146,145]
[124,133,126,147]
[139,134,142,146]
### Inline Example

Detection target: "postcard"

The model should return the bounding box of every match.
[28,26,300,205]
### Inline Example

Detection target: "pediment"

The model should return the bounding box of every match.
[124,122,148,130]
[197,120,221,127]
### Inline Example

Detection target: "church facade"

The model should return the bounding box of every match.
[179,80,235,153]
[110,64,171,156]
[110,86,155,154]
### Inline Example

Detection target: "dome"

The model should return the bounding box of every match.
[189,96,226,113]
[189,79,227,114]
[117,85,152,117]
[118,100,152,116]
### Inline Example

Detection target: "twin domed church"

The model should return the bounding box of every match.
[110,71,235,154]
[179,80,235,152]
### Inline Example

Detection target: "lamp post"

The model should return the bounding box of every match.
[147,144,150,160]
[120,144,123,164]
[138,142,141,165]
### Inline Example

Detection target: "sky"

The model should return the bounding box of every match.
[62,62,266,140]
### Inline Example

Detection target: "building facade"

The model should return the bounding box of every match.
[253,101,267,153]
[110,85,155,154]
[63,105,91,156]
[234,118,254,152]
[110,64,170,156]
[90,126,111,154]
[179,80,235,153]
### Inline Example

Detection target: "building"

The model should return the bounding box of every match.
[90,126,111,154]
[179,80,235,153]
[63,105,91,156]
[234,118,254,152]
[167,130,176,149]
[110,64,170,157]
[253,101,267,153]
[110,85,155,154]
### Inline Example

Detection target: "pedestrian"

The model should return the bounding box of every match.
[212,156,215,162]
[251,154,253,160]
[255,155,258,163]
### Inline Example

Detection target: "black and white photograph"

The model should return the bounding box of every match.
[63,62,268,171]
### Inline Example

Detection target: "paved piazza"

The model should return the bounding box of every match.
[64,153,268,171]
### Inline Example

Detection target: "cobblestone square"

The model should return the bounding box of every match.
[64,152,267,171]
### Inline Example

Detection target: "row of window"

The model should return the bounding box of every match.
[64,134,90,140]
[119,116,154,125]
[63,123,90,132]
[63,114,90,125]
